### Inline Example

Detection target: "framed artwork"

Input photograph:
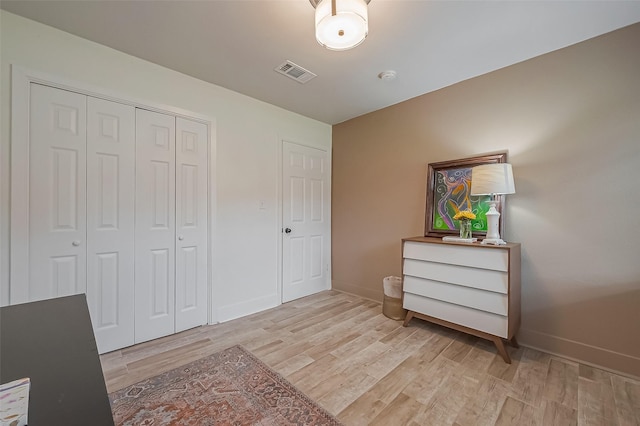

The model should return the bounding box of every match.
[424,152,508,238]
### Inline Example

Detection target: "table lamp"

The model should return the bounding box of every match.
[470,163,515,245]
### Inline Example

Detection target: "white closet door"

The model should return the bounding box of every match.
[135,109,176,343]
[175,117,208,332]
[86,97,135,353]
[29,84,87,302]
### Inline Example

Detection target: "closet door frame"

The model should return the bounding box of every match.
[8,65,217,325]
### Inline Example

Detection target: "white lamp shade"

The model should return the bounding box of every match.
[315,0,368,51]
[470,163,516,195]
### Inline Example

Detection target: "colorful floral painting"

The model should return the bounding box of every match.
[432,167,490,231]
[424,152,507,238]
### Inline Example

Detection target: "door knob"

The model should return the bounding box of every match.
[284,228,292,234]
[178,235,184,241]
[72,240,80,246]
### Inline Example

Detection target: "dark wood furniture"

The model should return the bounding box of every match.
[1,294,114,425]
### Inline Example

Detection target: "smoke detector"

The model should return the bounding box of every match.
[275,60,317,84]
[378,70,397,81]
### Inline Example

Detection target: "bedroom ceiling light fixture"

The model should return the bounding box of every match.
[470,163,516,245]
[310,0,370,51]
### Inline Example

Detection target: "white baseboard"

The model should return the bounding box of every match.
[216,293,280,323]
[518,327,640,379]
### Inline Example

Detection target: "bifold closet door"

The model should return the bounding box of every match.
[86,97,136,353]
[20,85,209,351]
[175,117,208,332]
[28,84,87,301]
[27,85,136,353]
[135,109,176,343]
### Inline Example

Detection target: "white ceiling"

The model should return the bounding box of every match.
[3,1,640,125]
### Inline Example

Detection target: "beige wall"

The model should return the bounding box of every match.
[332,23,640,377]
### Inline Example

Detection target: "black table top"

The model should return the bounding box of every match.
[1,294,114,425]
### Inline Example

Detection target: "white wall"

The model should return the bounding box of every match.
[0,11,332,320]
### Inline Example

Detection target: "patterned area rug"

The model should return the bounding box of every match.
[109,345,342,426]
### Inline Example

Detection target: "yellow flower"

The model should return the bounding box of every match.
[453,210,476,221]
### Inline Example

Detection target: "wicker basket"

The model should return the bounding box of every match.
[382,276,406,321]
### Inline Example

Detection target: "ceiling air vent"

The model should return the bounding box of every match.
[275,60,317,84]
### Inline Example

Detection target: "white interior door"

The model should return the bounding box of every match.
[135,109,176,343]
[29,84,87,302]
[282,141,330,303]
[86,97,135,353]
[175,117,208,331]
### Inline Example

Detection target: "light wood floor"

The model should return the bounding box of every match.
[101,291,640,425]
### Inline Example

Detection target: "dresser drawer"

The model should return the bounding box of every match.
[403,275,508,315]
[403,258,508,294]
[403,293,508,338]
[403,241,508,271]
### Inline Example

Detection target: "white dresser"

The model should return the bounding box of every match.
[401,236,521,363]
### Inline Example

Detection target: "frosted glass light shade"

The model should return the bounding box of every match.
[470,163,516,195]
[315,0,368,51]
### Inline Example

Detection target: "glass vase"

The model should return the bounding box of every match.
[459,220,472,239]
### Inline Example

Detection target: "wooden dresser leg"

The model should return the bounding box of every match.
[493,337,512,364]
[402,311,414,327]
[510,336,519,348]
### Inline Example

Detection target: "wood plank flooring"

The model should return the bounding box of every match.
[101,291,640,425]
